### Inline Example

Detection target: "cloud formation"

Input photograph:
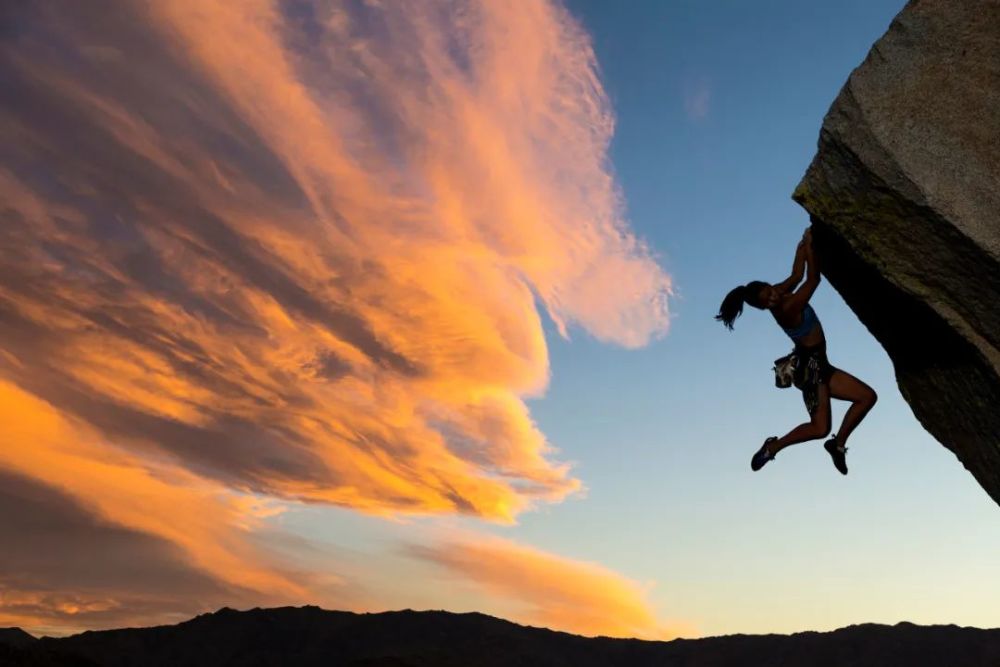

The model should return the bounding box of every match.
[0,0,670,633]
[0,465,251,634]
[682,76,712,122]
[406,534,687,639]
[0,380,356,634]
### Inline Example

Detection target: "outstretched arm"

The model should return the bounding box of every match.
[773,234,807,294]
[786,228,821,310]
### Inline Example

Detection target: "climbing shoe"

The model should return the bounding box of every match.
[751,437,778,472]
[824,436,848,475]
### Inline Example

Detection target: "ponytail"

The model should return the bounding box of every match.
[716,280,769,330]
[716,285,747,330]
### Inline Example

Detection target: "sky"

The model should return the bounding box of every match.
[1,0,998,641]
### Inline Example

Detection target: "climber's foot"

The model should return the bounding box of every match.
[751,437,778,472]
[824,436,848,475]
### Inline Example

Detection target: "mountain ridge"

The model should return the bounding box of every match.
[3,605,999,666]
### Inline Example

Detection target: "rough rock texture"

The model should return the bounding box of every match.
[794,0,1000,506]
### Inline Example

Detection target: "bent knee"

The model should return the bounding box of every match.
[864,388,878,408]
[810,419,832,439]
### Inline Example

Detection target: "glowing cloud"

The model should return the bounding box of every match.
[0,380,356,634]
[1,0,669,521]
[0,0,671,634]
[406,534,688,640]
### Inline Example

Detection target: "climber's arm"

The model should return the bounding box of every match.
[773,234,808,294]
[786,230,821,309]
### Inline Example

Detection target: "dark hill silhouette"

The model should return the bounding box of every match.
[2,606,999,667]
[0,629,37,649]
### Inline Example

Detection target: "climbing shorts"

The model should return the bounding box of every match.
[793,341,836,415]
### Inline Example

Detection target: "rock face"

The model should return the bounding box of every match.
[794,0,1000,506]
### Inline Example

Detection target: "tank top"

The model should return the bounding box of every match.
[783,304,820,341]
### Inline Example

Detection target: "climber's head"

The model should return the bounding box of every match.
[715,280,775,330]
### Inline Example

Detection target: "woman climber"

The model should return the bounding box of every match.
[715,228,877,474]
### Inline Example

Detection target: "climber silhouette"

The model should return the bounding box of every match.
[715,228,877,475]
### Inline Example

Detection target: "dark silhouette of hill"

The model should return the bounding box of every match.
[2,606,999,667]
[0,630,36,650]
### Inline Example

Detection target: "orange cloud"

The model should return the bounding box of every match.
[0,380,365,635]
[0,0,671,634]
[0,380,299,597]
[1,0,669,521]
[406,534,690,640]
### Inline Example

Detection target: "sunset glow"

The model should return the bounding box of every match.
[1,0,670,635]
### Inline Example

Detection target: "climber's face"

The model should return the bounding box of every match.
[757,284,779,309]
